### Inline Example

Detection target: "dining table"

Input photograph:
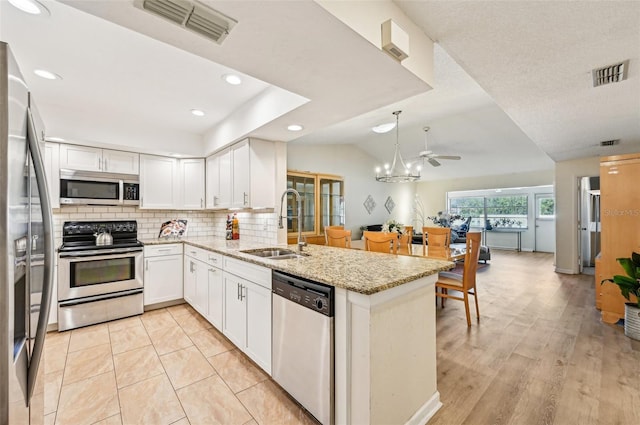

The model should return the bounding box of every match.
[350,239,466,261]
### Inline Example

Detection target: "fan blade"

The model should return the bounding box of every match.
[431,155,461,160]
[418,150,433,157]
[428,158,441,167]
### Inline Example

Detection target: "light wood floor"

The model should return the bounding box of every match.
[431,249,640,425]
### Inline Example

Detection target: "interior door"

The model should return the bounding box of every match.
[534,193,555,253]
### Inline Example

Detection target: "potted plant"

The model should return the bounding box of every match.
[601,252,640,340]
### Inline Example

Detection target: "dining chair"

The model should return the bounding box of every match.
[398,225,413,256]
[324,225,344,244]
[435,232,482,326]
[422,226,451,259]
[325,228,352,248]
[363,231,398,254]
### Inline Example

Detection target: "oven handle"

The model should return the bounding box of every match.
[58,288,143,307]
[59,247,143,259]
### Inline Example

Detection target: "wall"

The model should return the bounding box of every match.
[554,156,601,274]
[287,144,416,238]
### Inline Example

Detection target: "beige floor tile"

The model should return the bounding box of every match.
[44,412,56,425]
[109,323,151,355]
[176,375,252,425]
[68,324,110,353]
[190,328,234,358]
[107,315,142,333]
[161,346,216,389]
[45,331,70,348]
[147,324,194,355]
[63,343,113,385]
[208,349,268,393]
[167,303,194,318]
[118,374,185,425]
[44,371,63,415]
[237,380,316,425]
[91,414,122,425]
[113,345,164,389]
[44,342,68,375]
[242,420,258,425]
[55,371,119,425]
[173,312,212,335]
[141,310,177,332]
[170,418,191,425]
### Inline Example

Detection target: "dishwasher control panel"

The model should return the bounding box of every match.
[272,271,334,317]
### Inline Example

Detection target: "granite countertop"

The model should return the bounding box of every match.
[140,237,454,295]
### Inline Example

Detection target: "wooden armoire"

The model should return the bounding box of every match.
[598,153,640,323]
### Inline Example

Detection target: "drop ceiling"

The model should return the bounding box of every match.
[1,1,638,181]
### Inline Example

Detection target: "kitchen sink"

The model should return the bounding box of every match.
[240,248,309,260]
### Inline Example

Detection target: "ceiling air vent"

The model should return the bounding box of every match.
[592,60,629,87]
[135,0,237,44]
[600,139,620,147]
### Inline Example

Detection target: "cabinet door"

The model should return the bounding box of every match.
[205,155,218,209]
[44,143,60,209]
[144,255,183,306]
[207,267,223,329]
[244,280,272,374]
[180,158,205,209]
[231,141,250,208]
[194,259,209,317]
[184,258,197,306]
[103,149,139,175]
[223,272,246,349]
[218,149,232,208]
[59,144,102,172]
[140,155,177,209]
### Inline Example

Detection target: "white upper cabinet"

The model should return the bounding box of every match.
[179,158,205,210]
[206,148,231,209]
[206,138,276,210]
[44,142,60,209]
[139,154,178,209]
[59,144,139,175]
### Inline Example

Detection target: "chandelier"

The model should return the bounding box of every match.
[375,110,421,183]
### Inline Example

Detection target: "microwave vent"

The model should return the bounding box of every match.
[135,0,237,44]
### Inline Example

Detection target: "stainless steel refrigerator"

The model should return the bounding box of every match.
[0,42,54,425]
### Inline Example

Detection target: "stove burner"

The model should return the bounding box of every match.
[60,220,142,253]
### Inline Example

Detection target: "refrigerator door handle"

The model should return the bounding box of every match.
[25,107,55,405]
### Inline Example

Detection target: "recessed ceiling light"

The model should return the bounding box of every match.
[8,0,49,15]
[287,124,303,132]
[222,74,242,85]
[372,122,396,134]
[191,109,205,117]
[34,69,61,80]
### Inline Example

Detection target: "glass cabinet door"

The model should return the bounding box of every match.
[286,173,316,234]
[319,178,344,234]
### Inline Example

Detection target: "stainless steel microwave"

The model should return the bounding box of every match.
[60,169,140,205]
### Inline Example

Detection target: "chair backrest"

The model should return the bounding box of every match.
[324,225,344,244]
[398,225,413,256]
[423,226,451,259]
[326,228,352,248]
[363,231,398,254]
[462,232,482,289]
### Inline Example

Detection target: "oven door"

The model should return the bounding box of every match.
[58,248,143,301]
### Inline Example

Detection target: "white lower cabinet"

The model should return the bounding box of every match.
[222,257,272,374]
[144,244,183,306]
[184,246,223,327]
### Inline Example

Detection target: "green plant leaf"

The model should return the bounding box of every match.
[632,251,640,267]
[617,258,637,279]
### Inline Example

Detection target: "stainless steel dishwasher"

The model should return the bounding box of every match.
[272,271,334,425]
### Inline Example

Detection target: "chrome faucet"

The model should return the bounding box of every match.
[279,188,307,253]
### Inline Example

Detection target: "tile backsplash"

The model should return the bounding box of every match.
[52,206,278,248]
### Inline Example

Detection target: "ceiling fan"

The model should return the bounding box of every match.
[418,126,462,167]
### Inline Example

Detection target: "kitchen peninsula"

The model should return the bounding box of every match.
[143,238,453,425]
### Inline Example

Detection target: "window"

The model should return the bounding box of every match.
[449,194,529,229]
[537,196,555,218]
[286,171,344,239]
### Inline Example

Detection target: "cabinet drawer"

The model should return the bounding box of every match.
[223,257,271,289]
[144,244,183,257]
[184,245,223,267]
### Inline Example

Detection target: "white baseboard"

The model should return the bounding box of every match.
[555,267,577,275]
[405,391,442,425]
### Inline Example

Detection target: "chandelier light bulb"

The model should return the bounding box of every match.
[375,166,381,173]
[384,163,390,170]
